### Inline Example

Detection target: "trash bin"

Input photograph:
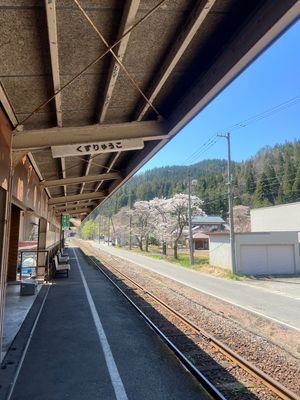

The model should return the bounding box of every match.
[20,279,38,296]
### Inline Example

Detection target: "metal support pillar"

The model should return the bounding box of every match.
[38,218,48,280]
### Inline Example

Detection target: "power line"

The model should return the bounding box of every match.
[184,134,219,164]
[183,96,300,165]
[238,176,297,193]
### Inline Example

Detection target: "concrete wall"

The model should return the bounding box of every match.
[251,202,300,232]
[209,234,231,271]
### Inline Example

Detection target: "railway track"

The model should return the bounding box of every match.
[78,243,300,400]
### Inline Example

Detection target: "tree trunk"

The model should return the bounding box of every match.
[162,241,167,256]
[173,242,178,259]
[145,236,149,252]
[136,236,143,251]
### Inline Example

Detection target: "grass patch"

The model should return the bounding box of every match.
[167,254,208,270]
[225,272,248,280]
[130,247,208,270]
[120,245,253,279]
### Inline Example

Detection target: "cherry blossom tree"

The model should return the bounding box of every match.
[112,207,131,245]
[149,198,170,255]
[164,194,204,259]
[113,194,204,257]
[233,205,251,232]
[128,200,156,251]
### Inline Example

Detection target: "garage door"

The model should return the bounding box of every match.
[240,245,295,275]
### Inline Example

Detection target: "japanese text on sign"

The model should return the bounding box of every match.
[51,139,144,158]
[61,214,70,230]
[76,142,122,153]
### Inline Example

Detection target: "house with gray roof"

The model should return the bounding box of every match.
[189,215,227,250]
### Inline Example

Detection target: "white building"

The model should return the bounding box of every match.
[251,201,300,232]
[209,231,300,276]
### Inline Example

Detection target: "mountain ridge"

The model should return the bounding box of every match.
[94,139,300,219]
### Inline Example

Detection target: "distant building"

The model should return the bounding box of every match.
[191,215,226,232]
[189,215,227,250]
[208,202,300,275]
[251,201,300,232]
[192,231,209,250]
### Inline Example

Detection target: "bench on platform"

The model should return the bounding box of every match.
[54,255,70,277]
[58,250,69,264]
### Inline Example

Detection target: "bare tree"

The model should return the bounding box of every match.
[233,205,251,232]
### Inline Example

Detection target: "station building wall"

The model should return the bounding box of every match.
[0,107,60,358]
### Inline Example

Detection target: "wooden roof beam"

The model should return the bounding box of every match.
[99,0,140,122]
[94,152,121,192]
[0,82,18,126]
[48,191,106,205]
[51,201,97,211]
[79,154,92,195]
[55,206,93,215]
[13,120,166,150]
[45,0,65,197]
[137,0,216,121]
[68,211,88,216]
[45,0,62,127]
[81,0,142,204]
[43,172,121,188]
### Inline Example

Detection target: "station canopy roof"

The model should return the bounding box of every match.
[1,0,298,219]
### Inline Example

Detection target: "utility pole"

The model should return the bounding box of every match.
[188,172,194,265]
[128,191,132,250]
[107,216,110,246]
[129,215,132,250]
[98,214,101,244]
[217,132,237,274]
[110,215,116,245]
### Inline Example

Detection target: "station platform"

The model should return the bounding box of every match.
[0,247,213,400]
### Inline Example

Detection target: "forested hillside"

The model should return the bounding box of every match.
[94,140,300,219]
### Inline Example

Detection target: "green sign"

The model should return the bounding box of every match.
[61,214,70,229]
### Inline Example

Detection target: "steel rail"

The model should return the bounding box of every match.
[78,248,226,400]
[81,244,300,400]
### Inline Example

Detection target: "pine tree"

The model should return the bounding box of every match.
[265,163,279,203]
[282,159,296,202]
[292,163,300,202]
[253,172,272,207]
[244,163,256,194]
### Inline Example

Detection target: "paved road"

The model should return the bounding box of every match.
[89,241,300,332]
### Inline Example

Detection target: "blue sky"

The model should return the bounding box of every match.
[141,18,300,172]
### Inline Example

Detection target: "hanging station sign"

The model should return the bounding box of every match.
[51,138,144,158]
[61,214,70,230]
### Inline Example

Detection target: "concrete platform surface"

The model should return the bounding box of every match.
[1,247,213,400]
[2,282,41,361]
